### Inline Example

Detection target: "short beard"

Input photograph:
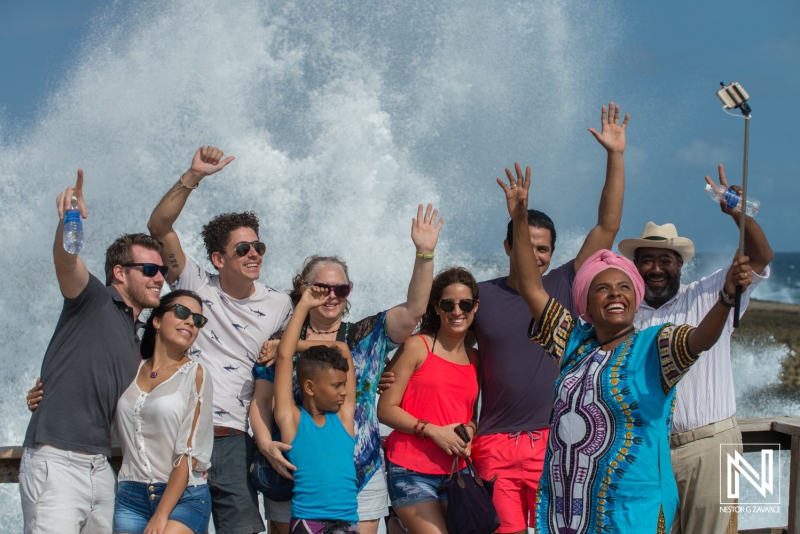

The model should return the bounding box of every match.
[644,275,681,308]
[128,283,161,311]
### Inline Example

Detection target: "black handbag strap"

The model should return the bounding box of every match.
[449,456,485,488]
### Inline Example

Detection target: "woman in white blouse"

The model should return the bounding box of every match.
[114,289,214,534]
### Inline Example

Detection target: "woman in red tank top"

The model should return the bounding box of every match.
[378,267,480,533]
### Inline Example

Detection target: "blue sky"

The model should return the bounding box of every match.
[1,0,798,254]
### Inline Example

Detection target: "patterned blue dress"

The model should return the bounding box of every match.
[252,312,397,490]
[529,299,699,534]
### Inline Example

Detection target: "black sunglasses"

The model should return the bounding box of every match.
[305,283,352,298]
[167,303,208,328]
[123,263,169,278]
[234,241,266,257]
[437,299,477,313]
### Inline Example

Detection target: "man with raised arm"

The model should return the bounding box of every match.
[617,164,774,534]
[471,103,628,534]
[147,147,293,534]
[21,171,165,533]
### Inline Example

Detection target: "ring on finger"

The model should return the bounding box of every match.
[509,184,517,189]
[27,399,33,407]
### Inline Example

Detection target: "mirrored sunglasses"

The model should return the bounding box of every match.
[306,283,352,298]
[123,263,169,278]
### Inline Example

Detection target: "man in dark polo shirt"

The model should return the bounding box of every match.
[20,171,165,534]
[471,103,629,533]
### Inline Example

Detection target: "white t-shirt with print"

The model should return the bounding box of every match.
[172,254,292,431]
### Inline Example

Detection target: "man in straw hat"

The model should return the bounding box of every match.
[617,164,774,534]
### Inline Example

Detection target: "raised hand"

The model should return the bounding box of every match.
[188,146,235,180]
[299,284,332,309]
[588,102,629,154]
[411,204,443,255]
[56,169,88,220]
[496,162,531,219]
[705,164,742,217]
[724,252,753,296]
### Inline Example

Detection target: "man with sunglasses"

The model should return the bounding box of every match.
[148,146,293,534]
[21,171,166,533]
[471,104,629,534]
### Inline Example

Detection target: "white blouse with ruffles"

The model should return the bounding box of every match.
[114,360,213,486]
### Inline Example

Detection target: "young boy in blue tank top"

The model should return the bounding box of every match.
[274,285,360,534]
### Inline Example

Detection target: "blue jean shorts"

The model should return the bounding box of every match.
[385,459,467,509]
[113,481,211,534]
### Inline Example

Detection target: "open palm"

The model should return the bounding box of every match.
[588,102,629,154]
[411,204,443,253]
[496,162,531,219]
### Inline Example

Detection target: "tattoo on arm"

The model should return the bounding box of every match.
[168,253,180,270]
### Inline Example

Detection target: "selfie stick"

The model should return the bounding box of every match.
[716,82,752,327]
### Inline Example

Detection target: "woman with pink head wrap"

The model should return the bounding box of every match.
[498,166,753,534]
[571,249,645,325]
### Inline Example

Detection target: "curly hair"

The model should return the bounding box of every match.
[417,267,479,336]
[105,233,163,285]
[200,211,260,267]
[140,290,203,360]
[289,255,352,316]
[296,344,349,385]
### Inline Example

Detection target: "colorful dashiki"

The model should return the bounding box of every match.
[253,311,397,491]
[529,298,698,534]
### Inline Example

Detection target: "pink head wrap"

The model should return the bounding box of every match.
[572,249,645,325]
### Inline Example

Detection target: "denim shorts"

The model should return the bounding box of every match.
[113,481,211,534]
[385,459,467,509]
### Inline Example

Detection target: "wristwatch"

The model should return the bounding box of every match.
[719,289,735,308]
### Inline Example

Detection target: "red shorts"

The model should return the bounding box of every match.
[471,429,549,533]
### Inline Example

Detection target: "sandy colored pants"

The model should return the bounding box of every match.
[19,445,116,534]
[669,417,742,534]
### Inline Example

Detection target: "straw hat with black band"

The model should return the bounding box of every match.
[618,222,695,264]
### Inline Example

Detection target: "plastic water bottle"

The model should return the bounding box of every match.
[63,197,84,254]
[704,184,760,217]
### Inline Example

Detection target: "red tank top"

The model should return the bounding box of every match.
[384,335,479,474]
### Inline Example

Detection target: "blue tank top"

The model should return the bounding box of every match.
[287,408,359,522]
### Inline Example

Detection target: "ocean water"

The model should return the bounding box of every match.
[0,0,797,531]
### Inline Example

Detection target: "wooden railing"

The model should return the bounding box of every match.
[2,416,798,533]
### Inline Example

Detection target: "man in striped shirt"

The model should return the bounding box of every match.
[618,165,774,534]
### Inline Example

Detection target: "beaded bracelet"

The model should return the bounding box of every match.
[414,419,430,440]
